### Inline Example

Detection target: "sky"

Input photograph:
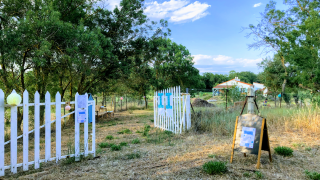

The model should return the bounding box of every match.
[100,0,287,75]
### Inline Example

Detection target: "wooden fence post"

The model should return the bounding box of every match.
[45,92,51,162]
[75,93,80,161]
[10,90,18,173]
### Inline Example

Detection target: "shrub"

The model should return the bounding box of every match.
[274,146,293,157]
[111,144,122,151]
[150,119,154,122]
[126,153,141,159]
[202,161,227,175]
[305,170,320,180]
[132,138,140,144]
[106,135,114,140]
[120,142,128,146]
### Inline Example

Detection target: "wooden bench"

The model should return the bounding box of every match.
[95,105,114,119]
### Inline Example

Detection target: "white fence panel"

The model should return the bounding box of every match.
[154,86,191,134]
[0,89,96,177]
[23,90,29,171]
[0,90,5,176]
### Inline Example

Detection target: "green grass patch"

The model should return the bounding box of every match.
[202,161,227,175]
[274,146,293,157]
[118,129,132,134]
[120,142,128,146]
[305,170,320,180]
[132,138,140,144]
[126,152,141,159]
[243,172,251,177]
[106,135,114,140]
[98,142,115,148]
[208,154,215,158]
[255,171,264,179]
[111,144,122,151]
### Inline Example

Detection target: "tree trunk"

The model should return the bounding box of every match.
[17,107,23,134]
[144,95,148,109]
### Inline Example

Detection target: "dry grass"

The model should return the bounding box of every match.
[2,106,320,180]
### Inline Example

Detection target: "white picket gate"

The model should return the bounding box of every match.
[153,86,191,134]
[0,90,95,176]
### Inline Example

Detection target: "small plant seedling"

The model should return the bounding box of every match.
[143,124,151,136]
[132,138,140,144]
[243,172,251,177]
[202,161,227,175]
[208,154,215,158]
[106,135,114,140]
[305,170,320,180]
[136,130,142,133]
[111,144,122,151]
[255,171,263,179]
[274,146,293,157]
[120,142,128,146]
[117,131,124,134]
[126,153,141,159]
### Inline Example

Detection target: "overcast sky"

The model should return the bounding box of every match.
[101,0,287,74]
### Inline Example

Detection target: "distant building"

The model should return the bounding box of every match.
[212,77,268,96]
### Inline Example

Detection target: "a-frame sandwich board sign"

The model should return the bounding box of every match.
[230,96,272,169]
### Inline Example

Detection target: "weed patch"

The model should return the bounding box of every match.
[99,142,115,148]
[274,146,293,157]
[202,161,227,175]
[106,135,114,140]
[126,152,141,159]
[305,170,320,180]
[132,138,140,144]
[111,144,122,151]
[120,142,128,146]
[208,154,215,158]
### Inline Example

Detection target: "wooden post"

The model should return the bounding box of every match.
[230,116,239,163]
[256,118,265,169]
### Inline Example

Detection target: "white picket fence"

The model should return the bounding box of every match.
[153,86,191,134]
[0,90,95,176]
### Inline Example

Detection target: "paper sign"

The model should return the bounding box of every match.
[165,93,173,118]
[78,109,86,123]
[240,127,256,149]
[158,93,165,116]
[77,95,87,109]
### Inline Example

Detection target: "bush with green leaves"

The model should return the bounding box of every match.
[106,135,114,140]
[202,161,227,175]
[142,124,151,136]
[305,170,320,180]
[274,146,293,157]
[111,144,122,151]
[132,138,140,144]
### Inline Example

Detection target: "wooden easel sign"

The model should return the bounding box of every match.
[230,114,272,169]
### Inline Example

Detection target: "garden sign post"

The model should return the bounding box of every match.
[230,87,272,169]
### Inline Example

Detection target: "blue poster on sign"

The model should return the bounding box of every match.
[158,93,165,116]
[78,109,86,123]
[165,93,173,118]
[240,127,256,149]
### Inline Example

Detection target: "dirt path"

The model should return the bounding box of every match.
[2,108,320,180]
